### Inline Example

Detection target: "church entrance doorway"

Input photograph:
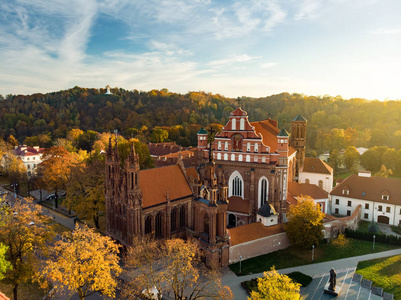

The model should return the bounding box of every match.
[377,215,390,224]
[228,213,236,228]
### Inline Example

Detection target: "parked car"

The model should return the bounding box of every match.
[141,286,162,300]
[60,191,67,197]
[46,194,57,200]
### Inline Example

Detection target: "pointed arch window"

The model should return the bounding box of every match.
[145,215,152,235]
[259,177,269,208]
[229,171,244,198]
[155,212,163,238]
[180,206,186,228]
[171,208,178,232]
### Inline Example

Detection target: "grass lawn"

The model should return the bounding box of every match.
[230,238,400,276]
[356,255,401,299]
[357,220,382,234]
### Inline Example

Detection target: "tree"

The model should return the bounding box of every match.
[343,146,360,170]
[0,198,54,300]
[0,243,12,280]
[249,267,301,300]
[7,135,19,147]
[44,224,121,300]
[149,127,169,143]
[285,196,324,249]
[37,146,77,208]
[360,147,386,173]
[2,154,27,192]
[65,153,105,228]
[125,238,233,300]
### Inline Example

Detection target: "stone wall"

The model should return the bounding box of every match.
[229,232,290,264]
[322,204,362,239]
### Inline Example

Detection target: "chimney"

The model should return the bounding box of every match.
[358,170,371,178]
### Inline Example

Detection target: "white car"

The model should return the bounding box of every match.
[141,286,162,300]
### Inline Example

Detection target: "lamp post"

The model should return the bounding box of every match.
[373,235,376,251]
[312,245,315,262]
[239,255,242,274]
[11,183,18,198]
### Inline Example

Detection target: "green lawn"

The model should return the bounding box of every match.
[230,238,400,276]
[357,220,382,234]
[356,255,401,299]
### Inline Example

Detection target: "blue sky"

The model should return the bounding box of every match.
[1,0,401,100]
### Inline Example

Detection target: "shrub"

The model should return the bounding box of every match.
[287,271,313,287]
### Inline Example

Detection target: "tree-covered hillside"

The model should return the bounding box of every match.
[1,87,401,153]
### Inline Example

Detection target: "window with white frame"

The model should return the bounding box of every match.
[347,200,352,207]
[247,142,250,152]
[232,119,236,130]
[254,156,258,162]
[218,141,221,150]
[238,154,243,162]
[378,205,383,211]
[224,153,228,160]
[217,153,221,160]
[386,207,391,213]
[231,154,235,161]
[240,118,245,130]
[225,141,228,150]
[259,177,269,208]
[262,156,266,163]
[246,155,250,162]
[229,172,243,197]
[382,195,389,201]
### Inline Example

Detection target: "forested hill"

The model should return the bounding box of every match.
[1,86,401,153]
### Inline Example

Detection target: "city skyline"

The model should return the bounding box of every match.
[1,0,401,100]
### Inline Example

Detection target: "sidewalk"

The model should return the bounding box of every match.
[221,248,401,300]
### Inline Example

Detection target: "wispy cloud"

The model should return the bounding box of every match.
[209,54,261,66]
[294,0,321,20]
[260,62,278,68]
[372,26,401,35]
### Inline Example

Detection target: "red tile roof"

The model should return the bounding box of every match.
[12,145,44,156]
[227,196,252,214]
[302,157,333,174]
[148,142,182,157]
[0,292,10,300]
[139,165,193,208]
[331,174,401,206]
[250,120,280,152]
[228,222,285,246]
[288,182,328,200]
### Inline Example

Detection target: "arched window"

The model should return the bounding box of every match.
[228,213,236,227]
[231,154,235,161]
[232,119,236,130]
[155,212,163,238]
[145,215,152,235]
[258,177,269,208]
[224,153,228,160]
[171,207,178,232]
[240,118,245,130]
[246,155,250,162]
[238,154,243,162]
[229,171,244,197]
[305,179,310,184]
[180,206,186,228]
[217,153,221,160]
[318,180,323,189]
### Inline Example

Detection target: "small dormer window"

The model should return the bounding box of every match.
[382,195,389,201]
[342,189,349,195]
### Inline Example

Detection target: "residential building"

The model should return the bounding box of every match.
[12,145,45,176]
[330,171,401,225]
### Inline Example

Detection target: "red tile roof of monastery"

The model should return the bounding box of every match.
[139,165,193,208]
[185,167,198,181]
[227,196,252,214]
[288,182,328,200]
[331,174,401,206]
[148,142,182,157]
[250,120,280,152]
[228,222,285,246]
[302,157,333,174]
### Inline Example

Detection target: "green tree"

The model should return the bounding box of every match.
[0,243,12,280]
[285,196,324,249]
[7,135,19,147]
[343,146,360,170]
[249,267,301,300]
[360,147,387,173]
[150,127,169,143]
[382,148,397,173]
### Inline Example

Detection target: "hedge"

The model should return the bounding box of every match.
[344,228,401,246]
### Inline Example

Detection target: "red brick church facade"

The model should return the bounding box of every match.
[105,107,307,267]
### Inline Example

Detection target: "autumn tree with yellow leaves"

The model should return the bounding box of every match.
[0,198,55,300]
[36,146,77,208]
[64,153,105,228]
[125,238,233,300]
[249,267,301,300]
[44,224,121,300]
[285,196,325,249]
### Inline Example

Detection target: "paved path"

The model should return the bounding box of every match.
[222,248,401,300]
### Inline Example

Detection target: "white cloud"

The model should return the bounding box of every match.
[209,54,261,66]
[294,0,321,20]
[372,26,401,35]
[260,62,278,68]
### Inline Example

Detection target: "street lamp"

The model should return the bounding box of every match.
[239,255,242,274]
[312,245,315,262]
[373,235,376,251]
[11,183,18,198]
